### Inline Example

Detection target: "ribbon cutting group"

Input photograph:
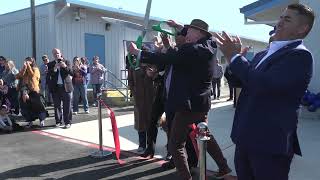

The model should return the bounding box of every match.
[125,3,315,180]
[0,2,316,180]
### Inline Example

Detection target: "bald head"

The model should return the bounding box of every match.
[52,48,62,60]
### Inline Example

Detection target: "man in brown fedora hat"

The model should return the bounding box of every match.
[129,19,232,180]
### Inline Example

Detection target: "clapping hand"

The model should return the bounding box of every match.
[213,31,242,63]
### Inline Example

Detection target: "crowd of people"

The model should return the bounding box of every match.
[0,48,106,132]
[127,3,315,180]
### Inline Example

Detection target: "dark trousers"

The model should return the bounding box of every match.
[21,111,46,122]
[52,86,72,124]
[235,145,293,180]
[7,87,19,114]
[166,110,198,167]
[228,82,234,99]
[146,86,165,151]
[20,91,46,122]
[169,111,230,180]
[138,131,147,148]
[92,84,102,102]
[212,78,221,98]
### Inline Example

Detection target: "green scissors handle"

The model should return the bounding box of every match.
[128,35,143,70]
[152,21,176,36]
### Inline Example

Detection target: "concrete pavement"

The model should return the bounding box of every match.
[0,97,319,179]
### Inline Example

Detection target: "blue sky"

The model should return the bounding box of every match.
[0,0,273,41]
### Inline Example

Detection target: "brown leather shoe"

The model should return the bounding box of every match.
[161,160,175,170]
[140,148,154,159]
[213,169,232,179]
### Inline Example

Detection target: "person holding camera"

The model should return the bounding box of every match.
[40,55,53,106]
[89,56,106,107]
[47,48,73,129]
[72,56,89,114]
[16,57,47,128]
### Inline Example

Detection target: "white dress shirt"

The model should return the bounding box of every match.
[230,39,302,69]
[255,39,302,68]
[54,60,63,85]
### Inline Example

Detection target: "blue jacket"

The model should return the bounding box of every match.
[228,40,313,156]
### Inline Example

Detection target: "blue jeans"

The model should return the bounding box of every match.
[92,84,102,102]
[73,83,89,112]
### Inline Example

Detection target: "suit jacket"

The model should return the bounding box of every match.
[140,37,217,112]
[47,59,73,92]
[228,40,313,156]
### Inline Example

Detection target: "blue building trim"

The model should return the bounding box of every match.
[240,0,272,13]
[240,0,292,17]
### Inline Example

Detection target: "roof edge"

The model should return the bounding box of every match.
[240,0,291,17]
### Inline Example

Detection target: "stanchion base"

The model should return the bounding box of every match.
[90,150,112,158]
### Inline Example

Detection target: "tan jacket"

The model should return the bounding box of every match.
[16,64,40,93]
[128,65,154,131]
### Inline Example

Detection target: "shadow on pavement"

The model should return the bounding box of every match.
[0,153,175,180]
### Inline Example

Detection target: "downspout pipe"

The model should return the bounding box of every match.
[56,3,70,19]
[54,2,70,53]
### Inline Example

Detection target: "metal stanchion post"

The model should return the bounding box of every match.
[90,89,112,158]
[197,122,210,180]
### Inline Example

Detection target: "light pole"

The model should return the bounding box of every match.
[31,0,36,59]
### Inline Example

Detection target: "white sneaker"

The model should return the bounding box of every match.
[56,123,62,127]
[85,110,90,114]
[73,112,78,115]
[64,124,71,129]
[40,120,45,127]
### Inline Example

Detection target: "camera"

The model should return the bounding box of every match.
[74,15,81,21]
[57,59,62,63]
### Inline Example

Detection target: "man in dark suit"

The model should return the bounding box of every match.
[214,4,315,180]
[129,19,232,180]
[142,32,199,171]
[47,48,73,129]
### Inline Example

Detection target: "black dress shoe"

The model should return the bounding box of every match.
[140,148,154,158]
[165,152,172,161]
[161,159,175,170]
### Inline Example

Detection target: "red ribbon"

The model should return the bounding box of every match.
[99,100,124,164]
[188,124,199,158]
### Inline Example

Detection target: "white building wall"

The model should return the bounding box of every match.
[301,0,320,91]
[55,8,152,87]
[0,4,51,68]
